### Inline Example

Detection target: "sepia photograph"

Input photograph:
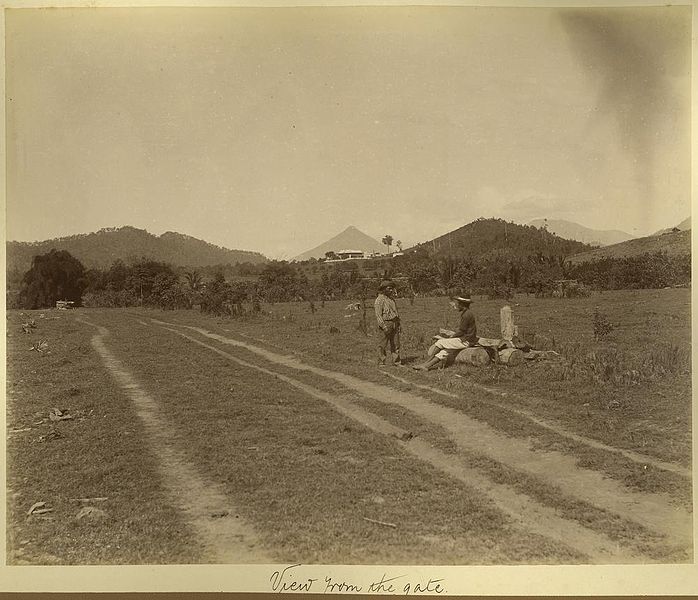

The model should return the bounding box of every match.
[3,0,694,593]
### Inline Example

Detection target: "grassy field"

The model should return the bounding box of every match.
[164,288,692,466]
[5,288,692,564]
[6,312,203,564]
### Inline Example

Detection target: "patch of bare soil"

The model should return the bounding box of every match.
[154,319,691,563]
[82,319,271,563]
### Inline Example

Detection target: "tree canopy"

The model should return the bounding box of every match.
[19,249,87,309]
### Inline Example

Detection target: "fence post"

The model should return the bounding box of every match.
[500,305,515,342]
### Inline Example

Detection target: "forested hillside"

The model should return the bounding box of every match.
[566,230,690,265]
[7,226,267,273]
[408,218,592,259]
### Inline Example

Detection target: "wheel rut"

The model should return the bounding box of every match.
[380,371,691,478]
[152,318,691,563]
[80,319,272,564]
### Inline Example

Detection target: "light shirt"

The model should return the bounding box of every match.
[374,293,399,327]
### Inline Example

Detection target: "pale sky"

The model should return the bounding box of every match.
[5,6,691,259]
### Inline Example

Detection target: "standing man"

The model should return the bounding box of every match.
[375,280,402,367]
[413,295,477,370]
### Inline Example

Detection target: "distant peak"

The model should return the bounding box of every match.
[293,225,384,260]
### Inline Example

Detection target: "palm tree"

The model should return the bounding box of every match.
[184,270,203,292]
[382,235,393,255]
[396,240,403,252]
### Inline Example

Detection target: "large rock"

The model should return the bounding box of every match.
[498,348,524,365]
[453,347,491,366]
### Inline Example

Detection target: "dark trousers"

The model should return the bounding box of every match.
[378,319,401,362]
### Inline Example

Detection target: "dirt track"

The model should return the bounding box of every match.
[82,319,271,563]
[85,315,693,564]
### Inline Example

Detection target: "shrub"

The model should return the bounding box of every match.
[592,308,614,341]
[644,342,690,377]
[564,282,591,298]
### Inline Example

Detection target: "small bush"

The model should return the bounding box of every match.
[592,308,614,341]
[564,282,591,298]
[644,343,690,377]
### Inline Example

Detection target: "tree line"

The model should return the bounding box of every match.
[10,247,690,313]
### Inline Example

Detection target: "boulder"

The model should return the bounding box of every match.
[498,347,524,365]
[453,347,491,366]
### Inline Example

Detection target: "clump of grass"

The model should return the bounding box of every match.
[643,343,690,377]
[550,341,689,389]
[592,308,614,341]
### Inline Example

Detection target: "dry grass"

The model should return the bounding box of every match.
[6,312,203,564]
[155,289,691,467]
[6,288,690,565]
[130,306,691,560]
[100,312,580,564]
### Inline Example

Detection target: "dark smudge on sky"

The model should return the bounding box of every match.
[558,7,690,205]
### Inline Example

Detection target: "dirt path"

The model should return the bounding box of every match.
[235,330,693,481]
[153,319,692,563]
[380,371,692,478]
[154,319,692,552]
[81,319,271,564]
[234,329,691,478]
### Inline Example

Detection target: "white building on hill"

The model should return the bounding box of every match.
[336,249,365,259]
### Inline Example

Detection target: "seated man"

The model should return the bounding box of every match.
[413,295,477,370]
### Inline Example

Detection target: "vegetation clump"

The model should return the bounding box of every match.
[592,308,614,341]
[18,250,87,309]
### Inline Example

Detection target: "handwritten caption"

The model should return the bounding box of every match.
[270,564,446,595]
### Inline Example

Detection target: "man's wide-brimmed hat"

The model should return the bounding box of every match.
[454,295,472,304]
[379,280,395,290]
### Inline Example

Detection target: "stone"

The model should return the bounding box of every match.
[498,348,524,365]
[453,347,490,366]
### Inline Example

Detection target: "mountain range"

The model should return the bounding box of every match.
[527,219,634,247]
[7,226,267,273]
[293,226,385,261]
[9,216,690,275]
